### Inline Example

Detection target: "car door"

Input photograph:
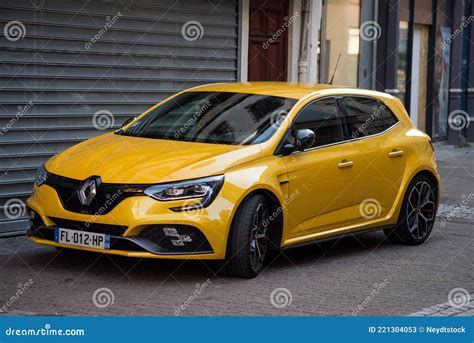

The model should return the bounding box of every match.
[283,97,359,242]
[339,96,406,225]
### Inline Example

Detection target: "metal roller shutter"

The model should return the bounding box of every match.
[0,0,239,234]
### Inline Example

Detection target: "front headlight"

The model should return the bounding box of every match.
[144,175,224,211]
[35,164,48,186]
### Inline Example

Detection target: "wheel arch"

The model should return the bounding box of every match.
[394,168,441,224]
[411,169,440,203]
[225,188,283,258]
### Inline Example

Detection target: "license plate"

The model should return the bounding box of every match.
[54,227,110,250]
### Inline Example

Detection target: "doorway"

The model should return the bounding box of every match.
[248,0,289,81]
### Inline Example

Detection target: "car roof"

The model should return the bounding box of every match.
[187,82,394,101]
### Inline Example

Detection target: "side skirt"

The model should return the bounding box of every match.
[281,225,394,251]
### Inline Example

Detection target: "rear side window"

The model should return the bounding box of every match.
[292,97,344,148]
[341,97,398,139]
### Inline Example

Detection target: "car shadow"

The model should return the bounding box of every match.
[24,230,399,282]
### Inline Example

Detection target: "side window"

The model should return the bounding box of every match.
[292,97,344,148]
[341,97,398,139]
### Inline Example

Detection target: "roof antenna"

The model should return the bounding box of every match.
[329,53,342,85]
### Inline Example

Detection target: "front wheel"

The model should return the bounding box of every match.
[225,194,270,278]
[384,175,437,245]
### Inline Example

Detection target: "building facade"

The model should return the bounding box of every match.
[0,0,471,233]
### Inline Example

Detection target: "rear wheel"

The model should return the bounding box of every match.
[225,194,270,278]
[384,175,437,245]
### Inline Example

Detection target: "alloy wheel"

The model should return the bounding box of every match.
[406,181,436,240]
[249,203,268,272]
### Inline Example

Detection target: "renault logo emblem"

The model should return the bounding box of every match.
[78,177,100,206]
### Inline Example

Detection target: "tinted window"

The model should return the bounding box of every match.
[292,97,343,148]
[341,97,398,139]
[123,92,296,145]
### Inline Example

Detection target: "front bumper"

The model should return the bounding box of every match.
[26,183,233,260]
[27,225,213,257]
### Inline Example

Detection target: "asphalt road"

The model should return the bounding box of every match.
[0,142,472,316]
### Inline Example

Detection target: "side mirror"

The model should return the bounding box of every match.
[294,129,315,151]
[281,144,296,156]
[121,117,135,128]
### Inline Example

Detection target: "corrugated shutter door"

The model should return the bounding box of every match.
[0,0,239,233]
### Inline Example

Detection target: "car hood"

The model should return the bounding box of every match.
[46,133,262,183]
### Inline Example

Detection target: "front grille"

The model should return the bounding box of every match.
[46,173,147,215]
[50,217,127,236]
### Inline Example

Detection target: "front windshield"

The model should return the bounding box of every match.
[123,91,297,145]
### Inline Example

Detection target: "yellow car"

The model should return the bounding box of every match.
[27,82,440,278]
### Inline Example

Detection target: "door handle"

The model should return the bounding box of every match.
[338,159,353,169]
[388,149,404,158]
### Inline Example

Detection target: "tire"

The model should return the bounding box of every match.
[225,194,270,278]
[384,174,437,245]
